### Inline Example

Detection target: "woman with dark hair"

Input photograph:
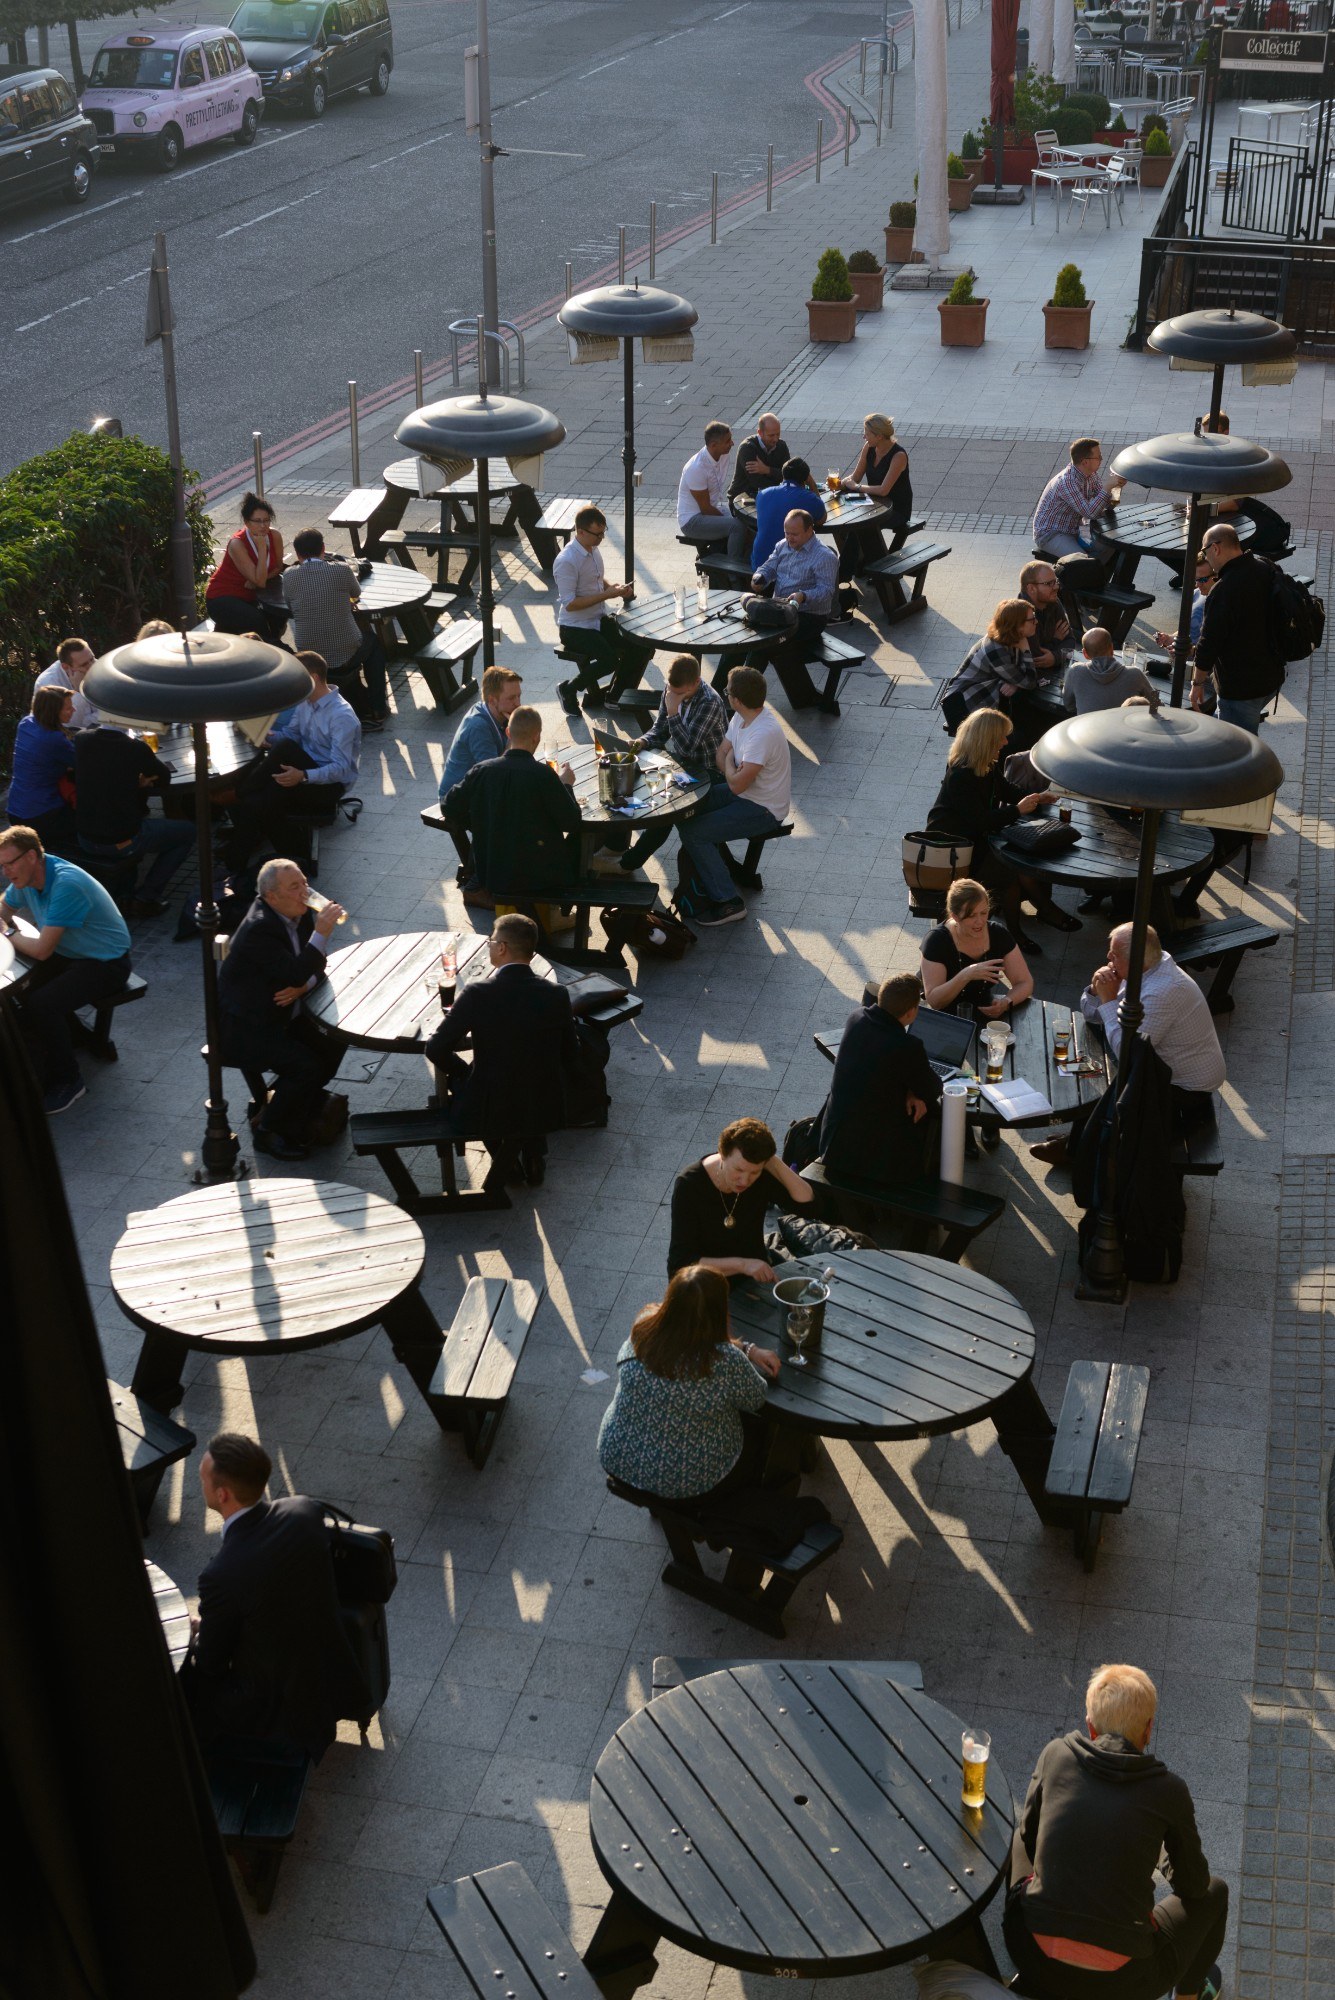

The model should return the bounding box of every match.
[7,686,77,852]
[205,492,288,640]
[668,1116,816,1281]
[597,1264,781,1503]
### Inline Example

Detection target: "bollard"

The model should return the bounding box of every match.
[618,225,625,284]
[816,117,823,182]
[766,143,773,211]
[889,69,895,128]
[710,170,718,244]
[348,381,360,486]
[877,63,885,144]
[564,260,572,300]
[413,348,424,405]
[649,200,657,278]
[844,107,852,166]
[252,431,263,498]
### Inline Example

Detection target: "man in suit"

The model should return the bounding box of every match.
[443,705,582,899]
[217,856,346,1161]
[179,1431,370,1761]
[423,911,580,1186]
[817,973,943,1185]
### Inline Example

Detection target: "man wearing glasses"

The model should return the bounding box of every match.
[553,503,641,716]
[0,824,132,1114]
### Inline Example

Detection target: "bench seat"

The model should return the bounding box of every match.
[1044,1359,1150,1570]
[327,484,400,558]
[693,547,754,590]
[863,541,951,625]
[802,1158,1003,1262]
[413,617,485,713]
[723,818,794,892]
[380,524,480,595]
[208,1746,311,1913]
[1076,581,1156,647]
[424,1274,540,1467]
[1168,1097,1225,1177]
[350,1107,515,1215]
[109,1379,195,1529]
[429,1862,610,2000]
[525,495,582,572]
[1170,911,1282,1014]
[70,971,147,1062]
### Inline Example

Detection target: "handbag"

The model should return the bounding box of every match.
[742,593,799,633]
[902,830,974,914]
[1000,817,1080,858]
[319,1501,398,1605]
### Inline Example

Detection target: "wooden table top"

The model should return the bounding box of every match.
[616,588,755,659]
[1094,500,1255,556]
[382,456,520,498]
[990,799,1213,891]
[150,719,263,789]
[726,1247,1036,1441]
[307,928,552,1051]
[147,1558,191,1671]
[560,739,710,831]
[730,487,893,535]
[354,557,434,613]
[589,1662,1012,1976]
[110,1178,426,1354]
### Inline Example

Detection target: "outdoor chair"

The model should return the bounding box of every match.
[1120,139,1144,202]
[1033,127,1061,166]
[1069,155,1128,229]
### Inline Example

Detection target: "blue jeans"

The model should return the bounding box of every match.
[1217,693,1272,735]
[80,817,197,899]
[1037,530,1087,558]
[679,780,782,903]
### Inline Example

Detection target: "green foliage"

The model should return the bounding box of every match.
[1144,125,1172,156]
[960,129,981,159]
[947,152,967,179]
[1192,35,1210,61]
[1109,111,1129,133]
[1052,262,1088,308]
[1142,110,1167,136]
[0,0,123,47]
[0,432,213,748]
[1054,107,1095,144]
[1061,90,1112,129]
[1011,69,1064,137]
[810,246,853,303]
[945,272,976,306]
[888,200,917,228]
[848,248,882,273]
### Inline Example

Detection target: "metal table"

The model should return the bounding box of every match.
[584,1662,1013,1984]
[1092,499,1254,589]
[989,799,1213,933]
[1030,160,1105,227]
[1237,101,1318,145]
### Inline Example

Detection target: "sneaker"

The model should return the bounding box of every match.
[44,1074,87,1114]
[362,713,387,733]
[1198,1965,1223,2000]
[556,679,581,717]
[694,896,747,927]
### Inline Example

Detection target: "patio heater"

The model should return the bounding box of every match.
[557,280,698,590]
[1031,706,1281,1302]
[85,629,310,1183]
[397,322,565,674]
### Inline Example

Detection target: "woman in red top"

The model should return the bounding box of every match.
[206,492,287,639]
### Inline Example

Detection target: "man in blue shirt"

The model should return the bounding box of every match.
[0,822,132,1113]
[750,458,826,569]
[745,510,842,713]
[224,651,361,874]
[437,666,523,906]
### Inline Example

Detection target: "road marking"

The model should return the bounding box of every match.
[581,54,628,75]
[368,133,447,169]
[216,187,320,237]
[17,295,92,332]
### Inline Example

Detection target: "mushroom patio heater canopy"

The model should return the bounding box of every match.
[1146,306,1297,372]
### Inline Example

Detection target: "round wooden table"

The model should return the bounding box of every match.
[585,1662,1013,1981]
[383,455,519,501]
[305,929,554,1053]
[149,720,264,794]
[353,556,433,618]
[0,929,25,997]
[116,1177,440,1414]
[147,1557,191,1669]
[616,587,755,663]
[989,799,1213,927]
[731,486,895,544]
[559,739,710,860]
[1093,500,1254,589]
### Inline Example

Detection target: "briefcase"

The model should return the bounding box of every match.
[320,1501,397,1605]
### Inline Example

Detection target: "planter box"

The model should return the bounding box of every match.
[1043,300,1094,349]
[807,297,857,344]
[849,266,886,312]
[947,176,974,212]
[884,223,916,264]
[961,157,985,189]
[939,298,989,348]
[983,144,1038,184]
[1141,151,1173,187]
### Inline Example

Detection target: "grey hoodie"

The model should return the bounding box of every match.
[1012,1730,1212,1958]
[1063,656,1157,715]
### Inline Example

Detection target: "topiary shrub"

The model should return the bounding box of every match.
[1109,111,1129,133]
[946,271,976,306]
[811,247,853,302]
[1052,262,1088,308]
[848,248,882,272]
[1061,89,1112,129]
[1054,107,1095,145]
[0,432,214,750]
[1144,126,1172,156]
[961,129,981,159]
[889,200,917,228]
[1142,111,1167,137]
[947,151,967,179]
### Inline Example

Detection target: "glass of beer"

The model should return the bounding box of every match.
[304,888,347,926]
[142,730,159,753]
[984,1025,1007,1084]
[1058,798,1073,825]
[1053,1016,1071,1066]
[962,1728,991,1809]
[827,469,841,492]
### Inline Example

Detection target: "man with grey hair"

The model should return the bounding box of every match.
[1005,1662,1228,2000]
[217,857,346,1161]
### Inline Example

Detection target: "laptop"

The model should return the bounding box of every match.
[910,1007,977,1081]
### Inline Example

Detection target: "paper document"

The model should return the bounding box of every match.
[981,1079,1054,1119]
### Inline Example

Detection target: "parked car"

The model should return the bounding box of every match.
[0,64,99,207]
[227,0,393,118]
[82,27,264,172]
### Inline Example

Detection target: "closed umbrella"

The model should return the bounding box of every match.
[991,0,1021,190]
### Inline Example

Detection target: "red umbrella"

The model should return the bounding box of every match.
[991,0,1021,187]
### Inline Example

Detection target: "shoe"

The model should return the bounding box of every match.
[694,896,747,926]
[818,698,841,716]
[462,884,497,910]
[581,690,608,710]
[44,1074,87,1114]
[618,852,646,873]
[588,852,630,876]
[1037,903,1082,933]
[306,1091,349,1148]
[362,714,386,733]
[1198,1965,1223,2000]
[129,897,168,920]
[556,679,581,717]
[1014,930,1044,956]
[253,1126,311,1162]
[520,1147,547,1187]
[1030,1134,1071,1168]
[1172,892,1201,920]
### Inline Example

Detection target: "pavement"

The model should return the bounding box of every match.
[35,4,1335,1996]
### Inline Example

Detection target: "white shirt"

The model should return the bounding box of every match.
[677,445,732,529]
[1081,953,1226,1093]
[553,537,605,631]
[728,707,790,820]
[35,660,98,729]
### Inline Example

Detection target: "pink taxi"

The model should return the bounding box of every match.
[82,26,264,171]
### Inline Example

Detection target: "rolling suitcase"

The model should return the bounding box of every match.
[319,1500,397,1605]
[340,1599,391,1722]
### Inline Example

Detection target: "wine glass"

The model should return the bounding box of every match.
[787,1307,813,1368]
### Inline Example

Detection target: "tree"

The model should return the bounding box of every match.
[0,0,128,88]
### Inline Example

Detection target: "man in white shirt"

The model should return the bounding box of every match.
[34,636,99,730]
[677,665,791,926]
[223,652,361,873]
[553,503,641,715]
[677,421,746,555]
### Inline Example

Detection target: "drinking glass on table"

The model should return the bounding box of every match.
[827,468,841,492]
[961,1728,991,1809]
[1052,1015,1071,1065]
[1123,643,1143,676]
[786,1306,814,1368]
[984,1024,1008,1084]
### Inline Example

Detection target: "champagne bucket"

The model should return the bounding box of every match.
[597,752,639,805]
[773,1276,829,1347]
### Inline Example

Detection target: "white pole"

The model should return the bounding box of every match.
[1029,0,1055,79]
[913,0,950,268]
[1052,0,1075,84]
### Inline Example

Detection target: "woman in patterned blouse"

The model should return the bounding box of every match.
[598,1265,781,1502]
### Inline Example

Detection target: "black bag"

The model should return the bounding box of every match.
[767,1211,876,1259]
[604,905,697,958]
[1265,560,1325,663]
[940,685,971,736]
[743,592,799,633]
[563,1018,611,1129]
[339,1599,391,1721]
[783,1112,822,1172]
[320,1502,397,1605]
[1000,816,1081,858]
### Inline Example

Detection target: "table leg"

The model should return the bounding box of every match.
[925,1910,1002,1978]
[991,1375,1064,1525]
[379,1284,446,1406]
[583,1887,662,2000]
[129,1329,187,1414]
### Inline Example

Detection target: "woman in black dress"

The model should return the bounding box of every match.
[668,1116,815,1282]
[839,412,914,576]
[920,878,1034,1022]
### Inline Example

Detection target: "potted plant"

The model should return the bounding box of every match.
[847,247,886,313]
[807,246,857,343]
[1108,111,1129,135]
[1043,261,1094,350]
[1053,107,1094,146]
[960,129,984,189]
[947,152,973,212]
[885,200,916,265]
[980,70,1063,182]
[938,270,988,348]
[1141,124,1173,187]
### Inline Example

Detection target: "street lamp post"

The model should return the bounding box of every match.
[84,632,311,1183]
[1031,707,1283,1301]
[557,281,697,590]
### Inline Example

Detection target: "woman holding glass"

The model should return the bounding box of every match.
[837,412,915,577]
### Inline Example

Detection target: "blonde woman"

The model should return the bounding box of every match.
[942,599,1044,721]
[921,878,1034,1022]
[840,412,915,574]
[925,708,1075,947]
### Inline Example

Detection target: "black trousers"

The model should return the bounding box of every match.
[738,612,828,708]
[224,741,345,871]
[1005,1849,1227,2000]
[208,594,291,645]
[558,618,644,698]
[330,628,388,716]
[16,950,131,1087]
[219,1011,341,1139]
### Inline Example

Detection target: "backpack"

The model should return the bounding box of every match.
[1266,560,1325,663]
[602,905,696,960]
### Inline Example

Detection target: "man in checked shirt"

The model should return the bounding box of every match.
[605,655,730,876]
[1032,437,1126,559]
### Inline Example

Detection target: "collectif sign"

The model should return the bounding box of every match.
[1217,27,1331,71]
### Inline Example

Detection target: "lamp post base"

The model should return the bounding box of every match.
[194,1097,247,1184]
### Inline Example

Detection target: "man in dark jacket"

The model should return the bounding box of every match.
[1005,1661,1228,2000]
[216,857,345,1161]
[180,1432,370,1762]
[444,706,582,897]
[74,722,195,918]
[817,974,942,1185]
[1192,524,1285,734]
[423,911,579,1185]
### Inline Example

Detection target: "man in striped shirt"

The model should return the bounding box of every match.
[1032,437,1125,558]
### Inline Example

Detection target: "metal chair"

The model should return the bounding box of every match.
[1068,154,1128,228]
[1120,138,1145,203]
[1033,127,1061,166]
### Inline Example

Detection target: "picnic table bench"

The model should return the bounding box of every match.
[1045,1359,1150,1569]
[1171,911,1283,1014]
[208,1746,311,1913]
[524,496,583,572]
[801,1158,1005,1261]
[425,1275,540,1468]
[109,1379,195,1528]
[412,616,484,713]
[722,818,793,892]
[379,524,481,597]
[863,540,951,624]
[1169,1094,1225,1176]
[429,1863,605,2000]
[327,484,404,559]
[69,970,147,1062]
